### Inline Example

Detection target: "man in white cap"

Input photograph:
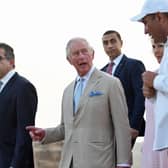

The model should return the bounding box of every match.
[132,0,168,151]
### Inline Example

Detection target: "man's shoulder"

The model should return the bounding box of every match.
[124,55,144,65]
[13,73,36,89]
[123,55,142,63]
[97,69,120,83]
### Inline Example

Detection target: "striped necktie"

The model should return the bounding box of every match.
[73,78,85,113]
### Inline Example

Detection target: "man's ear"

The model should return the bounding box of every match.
[9,59,15,68]
[67,56,72,65]
[92,50,95,59]
[121,40,123,46]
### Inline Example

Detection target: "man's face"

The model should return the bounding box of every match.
[0,48,13,79]
[67,40,94,77]
[142,14,167,43]
[102,33,122,60]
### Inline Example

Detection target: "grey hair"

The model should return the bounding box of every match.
[66,37,94,58]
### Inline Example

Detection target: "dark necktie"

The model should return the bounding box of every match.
[106,62,114,75]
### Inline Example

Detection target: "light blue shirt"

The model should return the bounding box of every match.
[75,66,95,94]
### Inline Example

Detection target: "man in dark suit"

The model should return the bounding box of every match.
[0,43,38,168]
[101,30,145,147]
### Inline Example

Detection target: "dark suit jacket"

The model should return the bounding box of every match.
[0,72,38,168]
[101,55,145,136]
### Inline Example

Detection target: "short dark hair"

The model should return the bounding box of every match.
[103,30,122,42]
[0,43,15,60]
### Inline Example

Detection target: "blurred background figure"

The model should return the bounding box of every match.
[141,40,168,168]
[132,0,168,151]
[101,30,146,147]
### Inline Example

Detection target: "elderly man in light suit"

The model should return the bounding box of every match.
[26,37,132,168]
[132,0,168,151]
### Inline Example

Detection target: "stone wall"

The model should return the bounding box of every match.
[32,138,143,168]
[33,141,63,168]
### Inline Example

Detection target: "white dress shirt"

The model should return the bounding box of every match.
[109,54,123,75]
[0,69,15,92]
[75,66,95,92]
[153,38,168,150]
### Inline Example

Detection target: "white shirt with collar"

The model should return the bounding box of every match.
[153,38,168,150]
[110,54,123,75]
[0,69,16,92]
[75,66,95,93]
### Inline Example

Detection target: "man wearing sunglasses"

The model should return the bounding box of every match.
[0,43,38,168]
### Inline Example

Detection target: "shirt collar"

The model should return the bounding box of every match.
[76,66,95,82]
[110,54,123,66]
[165,37,168,47]
[0,69,16,86]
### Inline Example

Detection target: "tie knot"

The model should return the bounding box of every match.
[80,77,85,82]
[110,62,114,66]
[76,77,85,84]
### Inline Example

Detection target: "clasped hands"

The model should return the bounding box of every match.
[142,71,157,98]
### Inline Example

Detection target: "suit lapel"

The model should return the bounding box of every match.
[67,81,76,120]
[0,72,18,96]
[101,63,109,72]
[74,69,102,125]
[114,55,127,76]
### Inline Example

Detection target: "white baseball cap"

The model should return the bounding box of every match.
[131,0,168,22]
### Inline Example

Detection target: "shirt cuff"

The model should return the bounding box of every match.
[117,163,130,167]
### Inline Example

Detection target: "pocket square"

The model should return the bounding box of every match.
[89,90,104,97]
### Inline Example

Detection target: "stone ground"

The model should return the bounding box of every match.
[33,138,143,168]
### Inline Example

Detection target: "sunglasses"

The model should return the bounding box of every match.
[0,56,6,61]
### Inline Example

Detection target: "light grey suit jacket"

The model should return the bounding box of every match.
[42,68,132,168]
